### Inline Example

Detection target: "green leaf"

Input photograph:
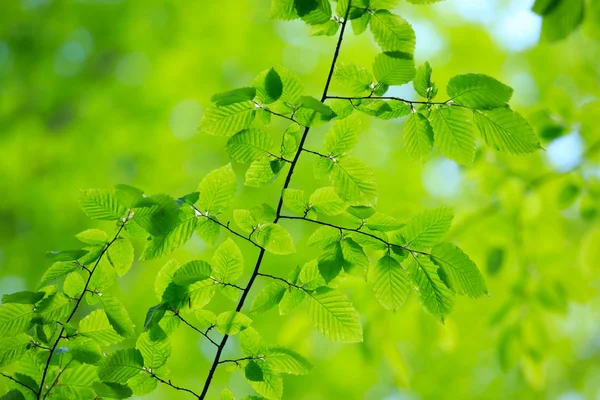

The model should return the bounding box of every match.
[212,238,244,283]
[198,164,237,214]
[128,371,158,396]
[403,208,453,250]
[373,52,416,86]
[300,95,333,117]
[161,282,189,310]
[407,255,454,317]
[270,0,299,20]
[2,291,44,305]
[143,303,169,332]
[100,295,136,338]
[254,224,296,255]
[266,347,312,375]
[279,286,306,315]
[413,61,437,99]
[283,189,308,215]
[240,327,266,356]
[245,157,286,187]
[79,309,123,346]
[92,382,134,400]
[136,328,171,369]
[317,242,344,282]
[45,249,89,262]
[227,129,274,163]
[429,106,476,165]
[50,364,97,399]
[98,348,144,383]
[76,229,109,245]
[114,184,144,208]
[196,217,221,246]
[140,216,197,260]
[154,259,179,300]
[404,112,434,163]
[333,63,373,95]
[340,237,369,276]
[0,334,30,367]
[447,74,514,109]
[39,261,79,288]
[216,311,252,335]
[329,156,378,206]
[309,187,346,216]
[372,255,409,312]
[311,20,340,36]
[107,237,134,277]
[221,388,236,400]
[431,242,488,298]
[250,282,286,314]
[0,390,26,400]
[35,293,72,324]
[351,12,371,35]
[68,337,102,364]
[245,361,283,400]
[365,212,404,232]
[307,226,341,249]
[264,68,283,103]
[541,0,584,42]
[474,108,541,154]
[172,260,212,285]
[323,115,361,158]
[188,280,217,310]
[532,0,561,15]
[369,10,416,54]
[78,189,127,221]
[280,124,302,159]
[308,287,363,342]
[296,0,331,25]
[199,101,256,136]
[234,209,258,233]
[211,87,256,106]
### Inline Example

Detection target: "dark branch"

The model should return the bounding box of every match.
[175,313,219,347]
[151,372,201,399]
[325,95,453,106]
[257,273,308,292]
[1,372,39,395]
[191,205,263,249]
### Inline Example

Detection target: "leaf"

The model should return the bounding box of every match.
[264,68,283,103]
[2,291,44,305]
[296,0,331,25]
[431,242,488,298]
[143,303,169,332]
[136,328,171,369]
[245,361,283,400]
[413,61,437,99]
[78,189,126,221]
[266,347,313,375]
[35,293,72,324]
[140,216,197,260]
[404,112,434,163]
[254,224,296,255]
[172,260,212,285]
[323,115,361,158]
[93,382,134,400]
[198,164,237,214]
[373,52,416,86]
[39,262,79,288]
[216,311,252,335]
[340,237,369,276]
[250,282,287,314]
[79,309,123,346]
[51,364,97,399]
[317,242,344,282]
[474,108,541,154]
[98,348,144,383]
[128,371,158,396]
[300,95,333,117]
[407,255,454,317]
[307,226,341,248]
[221,388,236,400]
[188,280,217,310]
[283,189,308,215]
[107,237,134,277]
[240,327,266,356]
[211,87,257,106]
[227,129,274,163]
[541,0,584,42]
[365,212,404,232]
[154,259,179,300]
[329,156,378,206]
[245,157,286,187]
[403,208,453,250]
[212,238,244,283]
[270,0,299,20]
[0,334,30,367]
[76,229,109,245]
[308,288,363,342]
[68,337,102,364]
[372,255,409,312]
[281,124,302,159]
[196,217,221,246]
[199,101,256,136]
[234,209,258,233]
[44,249,89,262]
[311,20,340,36]
[447,74,514,110]
[309,187,346,216]
[429,106,476,165]
[333,63,373,95]
[100,295,136,338]
[369,10,416,54]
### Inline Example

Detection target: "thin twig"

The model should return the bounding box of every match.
[218,356,264,365]
[0,372,39,395]
[324,95,453,106]
[175,313,219,347]
[151,372,201,399]
[257,273,308,292]
[191,205,263,249]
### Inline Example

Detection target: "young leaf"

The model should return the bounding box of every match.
[266,347,313,375]
[76,229,109,246]
[199,101,256,136]
[407,255,454,317]
[226,129,274,163]
[198,164,237,214]
[172,260,212,285]
[51,364,97,399]
[323,115,361,158]
[283,189,308,215]
[474,108,541,154]
[216,311,252,335]
[403,208,453,250]
[188,280,217,310]
[372,255,409,312]
[431,242,488,298]
[333,63,373,95]
[329,156,378,206]
[413,61,437,99]
[221,388,236,400]
[365,212,404,232]
[136,328,172,369]
[107,237,134,277]
[308,287,363,342]
[0,334,30,367]
[245,361,283,400]
[78,189,126,221]
[429,105,476,166]
[281,124,302,159]
[369,10,416,54]
[447,74,514,109]
[254,224,296,255]
[212,238,244,283]
[250,282,287,314]
[35,293,72,324]
[211,87,256,106]
[39,261,79,288]
[317,242,344,282]
[140,216,197,260]
[240,327,266,356]
[196,217,221,246]
[300,95,334,117]
[98,348,144,383]
[245,157,286,187]
[373,52,416,86]
[309,187,346,216]
[79,309,123,346]
[404,112,434,163]
[340,237,369,276]
[1,291,44,305]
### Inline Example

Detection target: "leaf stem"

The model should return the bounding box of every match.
[175,313,219,347]
[0,372,39,395]
[150,371,202,399]
[257,272,308,292]
[191,205,263,249]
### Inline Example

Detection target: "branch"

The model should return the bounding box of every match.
[253,100,305,128]
[175,313,219,347]
[257,273,308,292]
[218,356,264,365]
[0,372,39,395]
[325,95,453,106]
[37,219,128,399]
[151,371,201,399]
[191,205,263,249]
[197,4,353,399]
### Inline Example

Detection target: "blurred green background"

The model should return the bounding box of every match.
[2,0,600,398]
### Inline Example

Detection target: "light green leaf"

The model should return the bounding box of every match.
[333,63,373,95]
[92,382,134,400]
[128,371,158,396]
[39,261,79,288]
[198,164,237,214]
[78,189,126,221]
[266,347,312,375]
[307,226,340,249]
[429,106,476,165]
[365,212,404,232]
[309,187,346,216]
[226,129,274,163]
[68,337,102,364]
[79,309,123,346]
[1,291,44,305]
[308,288,363,342]
[100,295,136,338]
[372,255,409,312]
[318,242,344,282]
[340,237,369,276]
[64,271,86,298]
[407,255,454,316]
[373,52,416,86]
[447,74,514,109]
[369,10,416,54]
[51,364,97,399]
[35,293,72,324]
[172,260,212,285]
[211,87,256,107]
[245,157,286,187]
[404,112,434,163]
[199,101,255,136]
[403,207,453,250]
[474,108,541,154]
[76,229,109,245]
[329,156,378,206]
[413,61,437,99]
[254,224,296,255]
[250,282,286,314]
[431,242,488,298]
[283,189,308,215]
[221,388,236,400]
[311,20,340,36]
[212,238,244,283]
[234,209,258,233]
[140,216,197,260]
[300,95,333,117]
[296,0,331,25]
[324,115,361,158]
[154,259,179,300]
[136,328,171,369]
[356,99,411,120]
[98,348,144,383]
[280,124,302,159]
[216,311,252,335]
[0,334,30,367]
[196,217,221,246]
[270,0,298,20]
[188,280,217,310]
[107,237,134,277]
[351,12,371,35]
[245,361,283,400]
